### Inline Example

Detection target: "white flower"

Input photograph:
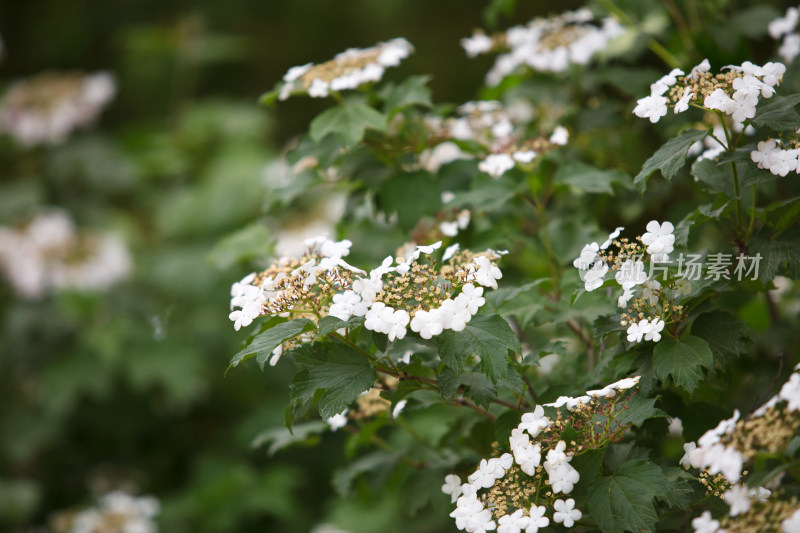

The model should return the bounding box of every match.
[525,505,549,533]
[651,68,684,96]
[326,409,349,431]
[546,462,580,494]
[580,259,607,291]
[552,498,582,528]
[704,88,733,113]
[688,58,710,80]
[600,227,624,250]
[573,242,599,270]
[471,255,503,289]
[586,386,616,398]
[615,259,648,291]
[497,509,530,533]
[723,484,752,517]
[518,405,550,437]
[674,88,694,113]
[329,290,362,320]
[386,309,410,341]
[512,440,542,476]
[549,126,569,145]
[441,221,459,237]
[479,153,516,177]
[779,33,800,63]
[779,373,800,411]
[641,220,675,257]
[642,279,661,305]
[442,474,463,503]
[782,507,800,533]
[644,318,665,342]
[308,78,330,98]
[410,309,445,339]
[618,288,634,308]
[450,493,496,533]
[415,241,442,256]
[443,243,460,262]
[691,511,720,533]
[633,95,668,123]
[457,283,485,314]
[439,298,472,332]
[707,446,744,483]
[626,319,651,343]
[769,7,799,39]
[513,150,537,163]
[462,33,493,57]
[609,376,640,390]
[544,441,570,466]
[751,139,779,169]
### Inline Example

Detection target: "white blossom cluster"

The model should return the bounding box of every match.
[769,6,800,63]
[426,99,567,179]
[573,222,675,344]
[751,137,800,177]
[478,126,569,179]
[229,235,361,332]
[462,8,623,86]
[277,38,413,100]
[633,59,785,129]
[331,242,503,341]
[229,236,505,361]
[61,491,159,533]
[682,364,800,532]
[0,71,115,147]
[0,210,132,299]
[445,376,640,532]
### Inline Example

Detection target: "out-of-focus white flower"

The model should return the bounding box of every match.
[691,511,720,533]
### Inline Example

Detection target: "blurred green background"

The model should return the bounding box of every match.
[0,1,578,531]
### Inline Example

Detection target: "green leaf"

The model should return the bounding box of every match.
[228,318,316,371]
[437,367,497,408]
[751,94,800,132]
[652,336,714,394]
[658,466,694,511]
[634,129,708,193]
[436,314,521,383]
[289,342,377,419]
[673,200,730,246]
[691,311,752,367]
[317,316,365,336]
[251,421,328,457]
[332,450,400,497]
[494,411,522,451]
[206,223,273,269]
[615,393,666,428]
[309,102,387,147]
[554,161,631,194]
[749,227,800,283]
[379,75,433,115]
[586,460,669,533]
[379,171,442,229]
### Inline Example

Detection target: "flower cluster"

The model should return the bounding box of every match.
[52,491,159,533]
[461,8,623,86]
[770,6,800,64]
[751,136,800,177]
[0,71,115,147]
[633,59,785,129]
[229,235,505,360]
[0,210,132,299]
[444,376,641,532]
[682,364,800,533]
[276,38,413,100]
[425,100,568,178]
[572,222,684,344]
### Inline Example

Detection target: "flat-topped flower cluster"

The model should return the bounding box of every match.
[0,210,132,299]
[425,100,568,178]
[633,59,785,129]
[444,376,640,533]
[277,38,413,100]
[572,221,684,345]
[461,8,623,86]
[682,363,800,533]
[0,71,115,147]
[229,236,506,361]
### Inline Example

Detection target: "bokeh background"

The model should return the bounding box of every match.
[0,0,794,532]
